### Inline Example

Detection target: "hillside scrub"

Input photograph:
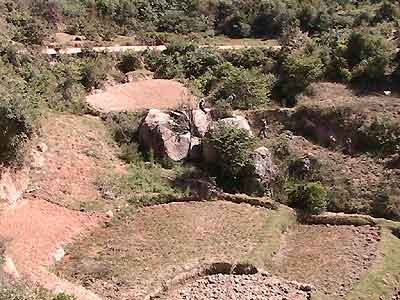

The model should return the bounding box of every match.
[0,53,41,164]
[289,182,328,215]
[203,122,255,191]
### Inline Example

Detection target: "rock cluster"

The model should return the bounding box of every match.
[138,109,277,194]
[171,273,312,300]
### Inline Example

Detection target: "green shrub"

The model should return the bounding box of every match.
[0,60,40,164]
[148,41,224,79]
[346,31,394,82]
[213,66,276,109]
[374,1,400,23]
[223,48,276,71]
[203,122,255,189]
[48,58,87,113]
[106,111,144,145]
[289,182,328,214]
[96,161,183,206]
[53,293,74,300]
[373,179,400,221]
[81,59,107,91]
[278,45,325,104]
[118,50,143,73]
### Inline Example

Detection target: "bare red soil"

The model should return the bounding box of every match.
[86,79,195,113]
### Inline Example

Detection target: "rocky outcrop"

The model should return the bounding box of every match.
[189,137,202,162]
[242,147,277,196]
[0,167,30,205]
[192,109,211,137]
[138,109,191,161]
[220,115,253,136]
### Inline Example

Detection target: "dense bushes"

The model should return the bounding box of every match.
[278,48,325,105]
[289,182,328,214]
[345,31,394,82]
[373,179,400,221]
[203,122,255,190]
[0,59,41,164]
[212,66,276,109]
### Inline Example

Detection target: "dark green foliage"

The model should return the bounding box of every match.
[277,39,325,104]
[345,31,394,82]
[213,66,276,109]
[105,111,145,163]
[148,41,224,79]
[373,179,400,221]
[289,182,328,214]
[118,50,143,73]
[0,58,41,164]
[106,111,144,146]
[203,122,255,190]
[222,48,276,71]
[374,1,400,23]
[81,59,107,91]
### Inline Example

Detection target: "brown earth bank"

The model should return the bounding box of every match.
[0,112,125,299]
[270,225,380,298]
[86,79,196,113]
[246,108,400,217]
[29,112,123,210]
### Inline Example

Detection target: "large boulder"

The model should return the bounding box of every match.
[0,167,30,204]
[138,109,191,161]
[220,115,253,136]
[242,147,277,196]
[192,109,211,137]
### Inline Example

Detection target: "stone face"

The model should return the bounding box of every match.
[138,109,191,162]
[242,147,277,196]
[220,115,253,135]
[53,247,65,263]
[0,167,30,205]
[192,109,211,137]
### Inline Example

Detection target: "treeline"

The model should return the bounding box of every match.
[1,0,400,44]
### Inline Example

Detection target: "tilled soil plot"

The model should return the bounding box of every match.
[271,225,380,298]
[164,273,311,300]
[55,202,294,300]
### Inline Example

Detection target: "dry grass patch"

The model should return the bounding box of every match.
[270,225,380,298]
[55,202,295,300]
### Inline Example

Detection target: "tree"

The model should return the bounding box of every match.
[346,31,395,81]
[213,65,276,109]
[203,122,255,189]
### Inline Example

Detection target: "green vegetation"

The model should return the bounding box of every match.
[203,122,255,190]
[289,182,328,214]
[96,161,188,207]
[0,282,74,300]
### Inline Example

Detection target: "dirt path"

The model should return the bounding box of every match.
[86,79,194,113]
